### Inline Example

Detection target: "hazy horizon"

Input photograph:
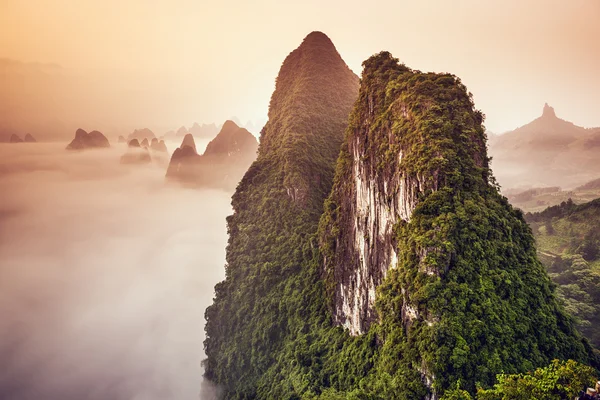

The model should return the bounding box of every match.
[1,0,599,138]
[0,144,228,399]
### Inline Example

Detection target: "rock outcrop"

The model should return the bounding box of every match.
[9,134,23,143]
[66,129,110,150]
[24,133,36,143]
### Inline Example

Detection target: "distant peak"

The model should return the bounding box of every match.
[222,120,239,130]
[542,103,556,118]
[181,133,197,153]
[301,31,334,48]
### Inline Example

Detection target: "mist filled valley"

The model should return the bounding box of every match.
[0,142,228,399]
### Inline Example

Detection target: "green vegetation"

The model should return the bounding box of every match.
[526,198,600,349]
[442,360,597,400]
[204,37,598,399]
[203,32,359,398]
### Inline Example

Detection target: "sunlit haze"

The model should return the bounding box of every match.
[1,0,598,137]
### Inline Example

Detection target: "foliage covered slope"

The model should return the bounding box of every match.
[526,198,600,350]
[203,31,359,398]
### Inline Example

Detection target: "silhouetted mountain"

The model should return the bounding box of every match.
[140,138,149,148]
[165,121,258,189]
[118,135,126,143]
[24,134,36,143]
[66,129,110,150]
[9,134,23,143]
[490,104,600,189]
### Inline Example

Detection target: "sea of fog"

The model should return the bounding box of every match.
[0,142,230,400]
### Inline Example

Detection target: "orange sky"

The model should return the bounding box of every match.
[1,0,599,134]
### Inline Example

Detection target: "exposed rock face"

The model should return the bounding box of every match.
[24,133,36,143]
[10,134,23,143]
[321,54,486,334]
[319,52,595,397]
[66,129,110,150]
[165,121,258,190]
[127,128,155,142]
[120,139,151,164]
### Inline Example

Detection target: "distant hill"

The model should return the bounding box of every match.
[165,120,257,190]
[577,177,600,191]
[127,128,156,142]
[490,104,600,189]
[66,129,110,150]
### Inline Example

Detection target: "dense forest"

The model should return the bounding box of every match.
[204,33,599,399]
[526,198,600,351]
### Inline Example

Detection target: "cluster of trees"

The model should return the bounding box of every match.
[442,360,597,400]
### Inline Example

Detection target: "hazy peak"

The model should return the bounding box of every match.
[542,103,556,118]
[302,31,334,46]
[221,120,240,131]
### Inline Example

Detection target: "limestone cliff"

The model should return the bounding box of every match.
[319,52,594,397]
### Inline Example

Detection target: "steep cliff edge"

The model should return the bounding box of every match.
[203,31,359,397]
[319,52,595,396]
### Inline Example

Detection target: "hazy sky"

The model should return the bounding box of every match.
[1,0,599,133]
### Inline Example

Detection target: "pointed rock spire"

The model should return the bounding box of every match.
[542,102,556,118]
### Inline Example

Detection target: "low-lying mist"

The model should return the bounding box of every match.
[0,143,231,399]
